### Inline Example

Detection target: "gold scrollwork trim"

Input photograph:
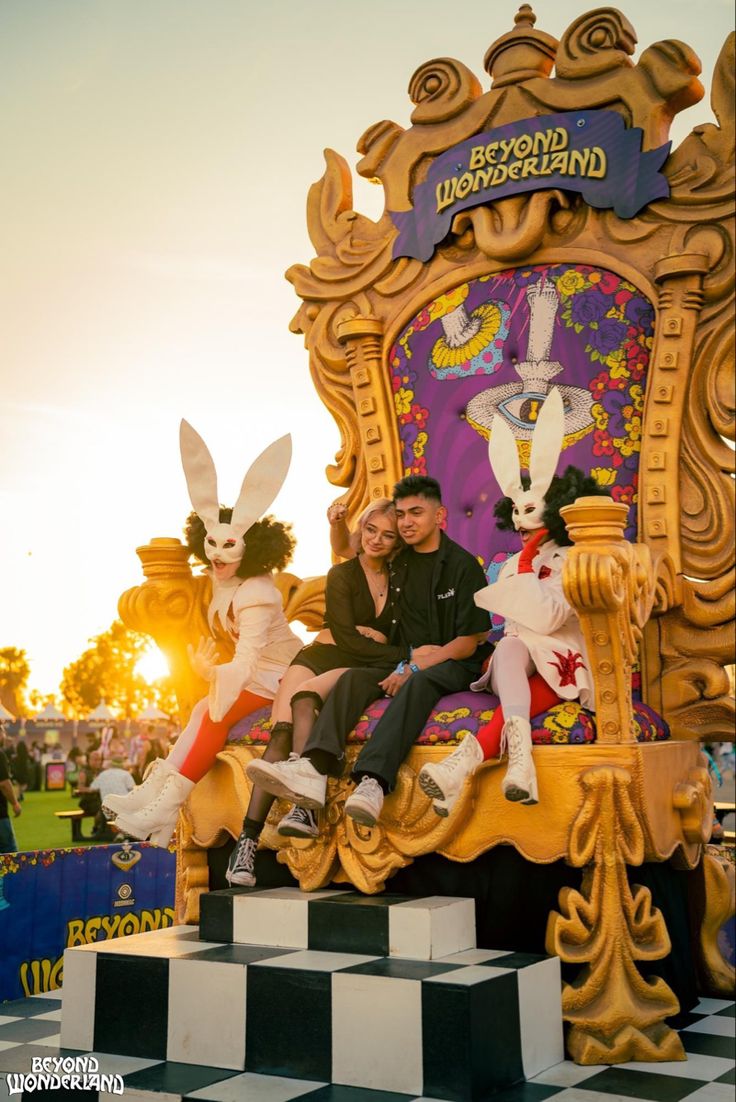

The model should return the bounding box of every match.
[697,848,736,996]
[547,766,684,1064]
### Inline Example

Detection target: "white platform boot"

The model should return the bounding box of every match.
[418,734,484,817]
[102,758,172,821]
[500,717,538,805]
[111,771,195,847]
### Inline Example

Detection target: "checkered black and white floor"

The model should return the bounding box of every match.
[0,887,733,1102]
[0,988,733,1101]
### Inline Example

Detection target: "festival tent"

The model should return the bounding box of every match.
[33,703,69,727]
[85,700,116,726]
[137,704,169,721]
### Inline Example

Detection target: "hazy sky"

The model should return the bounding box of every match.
[1,0,733,696]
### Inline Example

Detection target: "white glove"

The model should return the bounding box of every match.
[187,637,218,682]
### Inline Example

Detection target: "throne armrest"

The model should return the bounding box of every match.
[560,497,676,745]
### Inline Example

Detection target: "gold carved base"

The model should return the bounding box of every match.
[691,844,736,998]
[547,766,684,1064]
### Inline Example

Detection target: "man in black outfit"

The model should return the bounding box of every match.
[251,475,491,826]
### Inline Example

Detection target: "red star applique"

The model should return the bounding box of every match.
[549,649,586,687]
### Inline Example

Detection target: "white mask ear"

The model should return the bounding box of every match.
[528,388,565,500]
[488,414,524,500]
[179,420,220,529]
[231,434,292,538]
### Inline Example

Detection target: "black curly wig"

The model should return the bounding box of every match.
[493,465,611,546]
[185,508,295,578]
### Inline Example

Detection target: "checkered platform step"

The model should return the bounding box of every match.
[199,888,476,958]
[60,891,564,1098]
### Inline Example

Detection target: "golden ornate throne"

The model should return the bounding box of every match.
[120,6,735,1066]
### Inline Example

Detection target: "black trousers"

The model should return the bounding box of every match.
[303,660,479,791]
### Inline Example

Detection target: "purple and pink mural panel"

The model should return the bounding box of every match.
[388,262,653,574]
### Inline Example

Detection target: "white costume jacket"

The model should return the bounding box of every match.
[207,574,302,721]
[473,540,593,709]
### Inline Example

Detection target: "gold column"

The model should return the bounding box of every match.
[335,316,404,502]
[640,253,709,717]
[643,253,709,565]
[561,498,655,745]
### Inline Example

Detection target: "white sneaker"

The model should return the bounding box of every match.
[277,805,319,838]
[418,733,484,816]
[344,777,384,827]
[246,754,327,809]
[501,717,538,805]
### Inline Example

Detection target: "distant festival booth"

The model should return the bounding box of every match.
[117,4,734,1074]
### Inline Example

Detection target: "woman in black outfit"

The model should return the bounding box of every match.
[232,498,402,862]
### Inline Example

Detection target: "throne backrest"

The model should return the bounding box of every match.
[288,10,735,741]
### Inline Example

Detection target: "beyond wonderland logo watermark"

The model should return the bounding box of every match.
[5,1056,123,1095]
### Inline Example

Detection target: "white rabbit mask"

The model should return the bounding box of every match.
[179,420,292,566]
[487,388,565,532]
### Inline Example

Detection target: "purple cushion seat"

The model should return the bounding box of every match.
[227,691,669,748]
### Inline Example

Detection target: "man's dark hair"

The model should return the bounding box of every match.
[393,475,442,504]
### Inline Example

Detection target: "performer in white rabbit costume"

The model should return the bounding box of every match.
[104,422,302,869]
[419,388,604,813]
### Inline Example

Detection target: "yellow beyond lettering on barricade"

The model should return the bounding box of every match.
[66,906,175,945]
[18,907,176,995]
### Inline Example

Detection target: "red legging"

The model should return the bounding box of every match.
[177,690,271,783]
[476,674,562,760]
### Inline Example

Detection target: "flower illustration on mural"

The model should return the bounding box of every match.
[427,286,511,380]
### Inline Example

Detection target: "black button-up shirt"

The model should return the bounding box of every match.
[388,532,492,668]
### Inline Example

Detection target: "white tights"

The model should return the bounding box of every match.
[490,636,536,721]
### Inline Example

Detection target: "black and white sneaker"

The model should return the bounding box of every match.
[226,833,257,887]
[277,805,319,838]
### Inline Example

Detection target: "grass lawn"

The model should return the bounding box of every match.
[10,789,106,852]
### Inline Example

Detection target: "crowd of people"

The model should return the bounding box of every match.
[102,404,604,888]
[0,721,178,852]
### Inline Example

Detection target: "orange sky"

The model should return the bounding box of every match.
[0,0,732,696]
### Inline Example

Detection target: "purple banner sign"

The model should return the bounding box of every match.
[390,111,670,262]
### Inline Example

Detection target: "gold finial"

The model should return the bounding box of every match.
[514,4,536,27]
[484,5,558,88]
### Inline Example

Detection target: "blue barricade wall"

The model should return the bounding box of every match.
[0,843,176,1002]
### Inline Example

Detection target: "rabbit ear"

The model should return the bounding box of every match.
[179,420,220,529]
[231,434,292,537]
[488,414,524,501]
[528,388,565,498]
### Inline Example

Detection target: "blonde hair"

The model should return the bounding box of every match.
[349,497,399,554]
